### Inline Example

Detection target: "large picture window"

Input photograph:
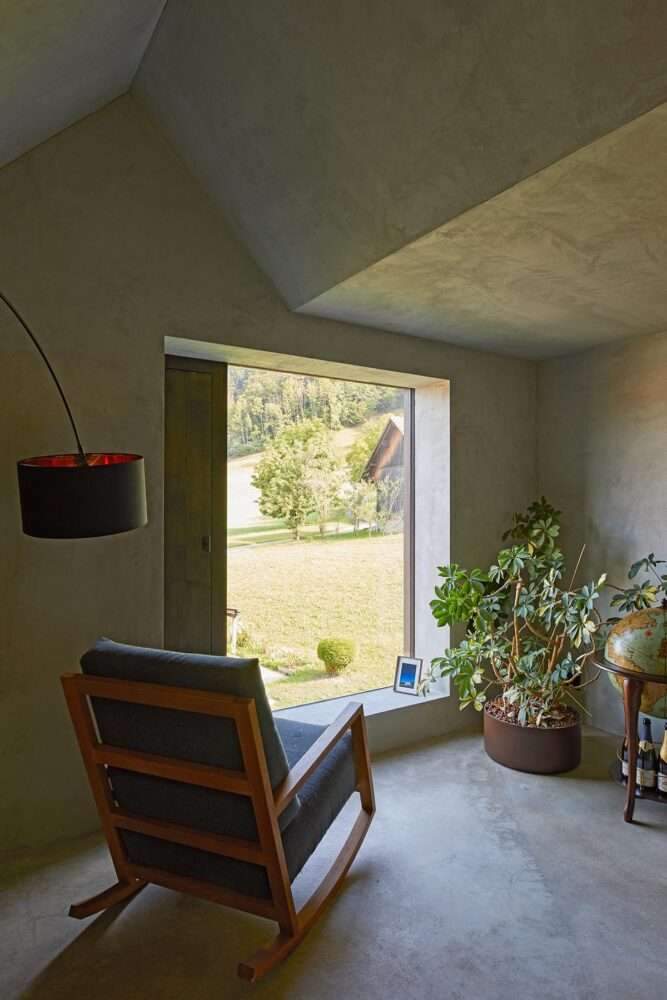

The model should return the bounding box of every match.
[227,365,411,709]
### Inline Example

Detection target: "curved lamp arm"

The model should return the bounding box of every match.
[1,289,86,461]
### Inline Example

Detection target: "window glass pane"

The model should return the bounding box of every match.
[227,366,407,708]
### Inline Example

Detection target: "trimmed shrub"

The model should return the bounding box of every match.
[235,626,254,651]
[317,638,357,675]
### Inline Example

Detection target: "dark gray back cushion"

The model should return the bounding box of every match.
[80,639,299,848]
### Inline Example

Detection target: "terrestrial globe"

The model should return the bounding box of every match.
[605,605,667,716]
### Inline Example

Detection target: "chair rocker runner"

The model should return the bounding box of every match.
[61,639,375,982]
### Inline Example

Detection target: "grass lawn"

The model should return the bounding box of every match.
[228,517,358,548]
[227,532,405,709]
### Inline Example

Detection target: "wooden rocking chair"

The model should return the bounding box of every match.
[62,639,375,982]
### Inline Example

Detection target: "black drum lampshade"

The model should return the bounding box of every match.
[2,289,148,539]
[17,452,148,538]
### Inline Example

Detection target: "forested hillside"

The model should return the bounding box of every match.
[228,367,403,457]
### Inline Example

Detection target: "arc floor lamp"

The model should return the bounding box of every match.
[2,290,147,538]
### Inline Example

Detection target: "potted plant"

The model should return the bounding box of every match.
[425,498,606,773]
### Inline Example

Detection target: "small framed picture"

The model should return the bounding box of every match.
[394,656,423,695]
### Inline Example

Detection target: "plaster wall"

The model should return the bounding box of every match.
[135,0,667,308]
[0,96,536,853]
[304,105,667,360]
[0,0,166,168]
[538,331,667,735]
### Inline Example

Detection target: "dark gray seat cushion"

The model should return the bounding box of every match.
[278,718,357,882]
[118,717,358,899]
[80,638,300,844]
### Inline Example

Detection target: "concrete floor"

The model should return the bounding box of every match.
[2,728,665,1000]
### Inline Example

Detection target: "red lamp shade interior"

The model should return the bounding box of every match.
[20,452,139,468]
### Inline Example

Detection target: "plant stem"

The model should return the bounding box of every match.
[564,686,592,717]
[568,544,586,590]
[547,631,565,673]
[571,669,601,691]
[512,581,522,662]
[525,619,549,642]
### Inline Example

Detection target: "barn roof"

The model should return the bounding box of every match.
[362,415,404,483]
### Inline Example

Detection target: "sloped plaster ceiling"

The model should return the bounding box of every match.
[135,0,667,311]
[302,104,667,359]
[0,0,166,167]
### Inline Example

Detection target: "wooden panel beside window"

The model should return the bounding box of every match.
[164,356,227,653]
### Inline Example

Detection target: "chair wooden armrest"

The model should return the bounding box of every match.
[273,702,364,817]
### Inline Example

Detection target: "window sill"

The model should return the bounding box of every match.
[274,679,449,728]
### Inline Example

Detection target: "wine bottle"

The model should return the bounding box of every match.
[658,723,667,801]
[620,737,629,783]
[636,717,657,796]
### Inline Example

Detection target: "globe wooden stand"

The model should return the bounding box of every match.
[595,658,667,823]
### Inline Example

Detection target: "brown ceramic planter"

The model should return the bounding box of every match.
[483,703,581,774]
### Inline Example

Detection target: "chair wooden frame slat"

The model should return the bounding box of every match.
[92,744,250,795]
[125,863,278,921]
[72,673,250,717]
[109,809,265,864]
[61,672,375,981]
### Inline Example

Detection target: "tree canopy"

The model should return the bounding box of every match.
[251,420,340,538]
[228,367,403,457]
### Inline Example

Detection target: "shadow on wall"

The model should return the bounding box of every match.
[538,330,667,737]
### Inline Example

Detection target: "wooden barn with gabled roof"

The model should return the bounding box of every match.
[362,414,404,486]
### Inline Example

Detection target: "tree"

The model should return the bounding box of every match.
[375,476,404,533]
[341,481,377,534]
[318,378,343,430]
[264,401,285,440]
[251,420,338,539]
[306,464,346,535]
